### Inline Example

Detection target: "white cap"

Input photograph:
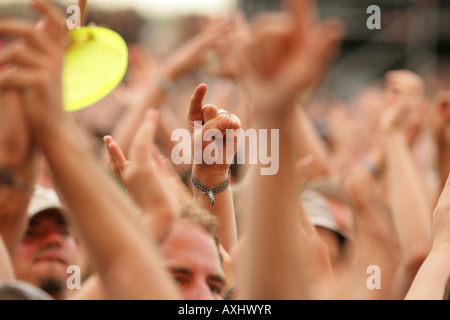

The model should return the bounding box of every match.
[27,186,64,218]
[299,189,342,236]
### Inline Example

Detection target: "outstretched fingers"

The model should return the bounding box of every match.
[104,135,129,179]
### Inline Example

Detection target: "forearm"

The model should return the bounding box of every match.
[239,116,301,299]
[41,121,179,299]
[0,90,30,168]
[405,245,450,300]
[384,132,432,264]
[192,167,237,253]
[0,188,32,257]
[294,107,330,177]
[338,201,398,300]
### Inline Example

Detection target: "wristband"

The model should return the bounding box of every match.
[191,170,231,205]
[223,285,239,300]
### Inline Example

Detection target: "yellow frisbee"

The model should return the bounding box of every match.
[63,26,128,112]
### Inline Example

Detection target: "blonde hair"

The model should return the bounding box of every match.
[179,199,220,245]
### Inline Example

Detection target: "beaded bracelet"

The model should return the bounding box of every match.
[191,170,231,205]
[223,285,239,300]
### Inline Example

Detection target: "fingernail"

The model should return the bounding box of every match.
[219,116,230,128]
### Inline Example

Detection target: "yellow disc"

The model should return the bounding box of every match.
[63,26,128,112]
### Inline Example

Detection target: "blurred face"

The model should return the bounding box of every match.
[160,221,225,300]
[13,210,78,299]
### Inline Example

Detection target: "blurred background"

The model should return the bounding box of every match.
[0,0,449,166]
[0,0,450,98]
[1,2,449,302]
[1,0,449,99]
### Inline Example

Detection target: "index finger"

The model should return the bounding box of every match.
[187,83,208,133]
[285,0,318,37]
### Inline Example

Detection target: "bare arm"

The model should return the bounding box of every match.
[405,174,450,300]
[235,0,344,299]
[379,70,432,298]
[104,110,181,243]
[0,89,39,257]
[294,106,330,177]
[187,84,240,253]
[0,0,179,300]
[338,165,400,300]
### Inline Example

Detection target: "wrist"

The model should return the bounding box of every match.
[38,117,77,151]
[191,168,231,206]
[192,166,229,187]
[0,152,39,194]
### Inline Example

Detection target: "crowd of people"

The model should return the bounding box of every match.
[1,0,450,300]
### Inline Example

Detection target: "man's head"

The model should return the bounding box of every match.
[159,201,225,300]
[12,186,79,300]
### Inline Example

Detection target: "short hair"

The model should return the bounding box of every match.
[179,199,220,247]
[178,200,223,265]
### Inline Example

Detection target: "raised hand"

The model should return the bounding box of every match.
[405,173,450,300]
[0,0,69,144]
[238,0,344,119]
[188,84,242,178]
[187,84,241,252]
[384,70,424,111]
[158,17,232,82]
[104,111,182,241]
[380,70,427,143]
[205,12,250,80]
